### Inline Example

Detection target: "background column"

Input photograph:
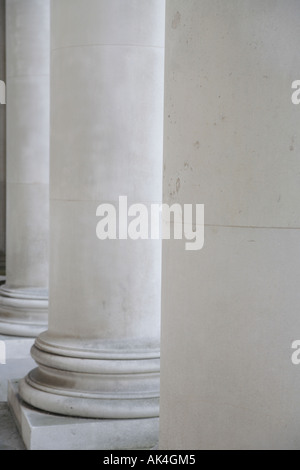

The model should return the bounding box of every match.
[20,0,165,427]
[160,0,300,450]
[0,0,50,337]
[0,0,5,280]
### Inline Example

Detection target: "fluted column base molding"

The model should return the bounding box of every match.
[0,286,48,337]
[19,332,160,419]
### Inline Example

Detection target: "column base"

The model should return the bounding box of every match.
[0,285,48,337]
[9,380,159,450]
[19,332,160,419]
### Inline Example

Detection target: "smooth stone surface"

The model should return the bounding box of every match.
[5,0,50,290]
[49,203,161,341]
[9,381,159,450]
[161,227,300,450]
[163,0,300,229]
[51,0,165,49]
[51,46,164,203]
[48,0,164,342]
[0,0,50,337]
[0,358,36,402]
[160,0,300,450]
[0,335,34,359]
[0,403,25,450]
[5,180,49,286]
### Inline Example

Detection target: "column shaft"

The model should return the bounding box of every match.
[0,0,50,337]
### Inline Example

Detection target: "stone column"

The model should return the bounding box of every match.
[160,0,300,450]
[20,0,164,425]
[0,0,50,337]
[0,0,5,279]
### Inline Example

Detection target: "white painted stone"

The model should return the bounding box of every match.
[51,0,165,50]
[0,335,34,360]
[160,0,300,450]
[20,0,165,423]
[9,381,159,450]
[0,360,36,402]
[0,335,35,401]
[0,0,50,337]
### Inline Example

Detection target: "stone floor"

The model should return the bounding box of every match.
[0,403,25,450]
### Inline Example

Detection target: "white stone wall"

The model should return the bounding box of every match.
[160,0,300,450]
